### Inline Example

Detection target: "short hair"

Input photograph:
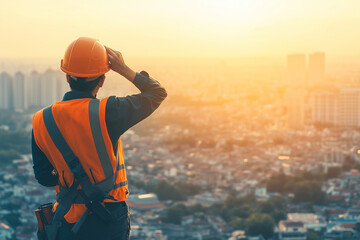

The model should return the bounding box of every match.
[68,75,104,92]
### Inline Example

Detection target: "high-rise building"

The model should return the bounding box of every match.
[41,70,58,106]
[0,72,13,110]
[56,72,69,100]
[41,69,68,106]
[286,54,306,87]
[338,88,360,127]
[13,71,27,111]
[309,52,325,85]
[27,70,41,107]
[26,69,68,108]
[311,91,338,125]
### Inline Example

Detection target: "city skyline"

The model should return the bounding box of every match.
[1,1,360,239]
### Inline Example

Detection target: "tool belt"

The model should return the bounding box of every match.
[35,106,117,240]
[35,166,116,240]
[35,203,54,240]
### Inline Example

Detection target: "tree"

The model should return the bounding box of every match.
[164,204,188,224]
[271,210,286,224]
[266,174,288,193]
[307,230,321,240]
[326,167,342,179]
[259,202,274,214]
[293,181,326,205]
[343,155,360,171]
[353,222,360,233]
[230,217,245,230]
[188,204,205,213]
[174,182,201,196]
[233,205,254,218]
[156,181,185,201]
[245,213,275,239]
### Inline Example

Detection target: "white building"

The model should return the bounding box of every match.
[287,213,327,232]
[338,88,360,127]
[311,91,338,125]
[278,220,307,240]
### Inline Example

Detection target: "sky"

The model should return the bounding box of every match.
[0,0,359,62]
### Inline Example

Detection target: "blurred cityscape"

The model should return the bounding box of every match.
[2,54,360,240]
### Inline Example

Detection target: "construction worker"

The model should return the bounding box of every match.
[32,37,167,240]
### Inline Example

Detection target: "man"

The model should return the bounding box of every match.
[32,37,167,240]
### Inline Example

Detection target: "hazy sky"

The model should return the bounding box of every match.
[0,0,359,60]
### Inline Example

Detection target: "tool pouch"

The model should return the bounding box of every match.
[35,203,54,240]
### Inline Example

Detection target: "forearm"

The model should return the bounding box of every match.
[117,66,136,82]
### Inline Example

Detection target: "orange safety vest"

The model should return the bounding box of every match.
[32,97,129,223]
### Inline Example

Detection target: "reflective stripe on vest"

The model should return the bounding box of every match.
[88,100,114,180]
[32,97,129,223]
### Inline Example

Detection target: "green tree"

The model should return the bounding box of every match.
[164,204,188,224]
[307,230,321,240]
[293,181,326,204]
[230,217,245,230]
[245,213,275,239]
[233,205,254,218]
[259,202,274,214]
[188,203,205,213]
[174,182,201,196]
[266,174,288,193]
[156,181,185,201]
[271,210,286,224]
[133,180,201,201]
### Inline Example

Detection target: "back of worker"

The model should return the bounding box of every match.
[32,37,167,240]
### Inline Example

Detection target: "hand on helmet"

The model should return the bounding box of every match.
[105,46,136,82]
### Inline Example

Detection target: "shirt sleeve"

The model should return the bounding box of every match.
[105,71,167,145]
[32,131,58,187]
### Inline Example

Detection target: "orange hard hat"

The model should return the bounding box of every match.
[60,37,110,77]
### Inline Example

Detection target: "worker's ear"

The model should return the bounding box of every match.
[66,75,70,83]
[98,75,105,88]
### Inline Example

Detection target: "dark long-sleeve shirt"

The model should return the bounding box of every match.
[32,71,167,187]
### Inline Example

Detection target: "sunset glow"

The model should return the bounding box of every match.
[0,0,359,61]
[2,1,360,238]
